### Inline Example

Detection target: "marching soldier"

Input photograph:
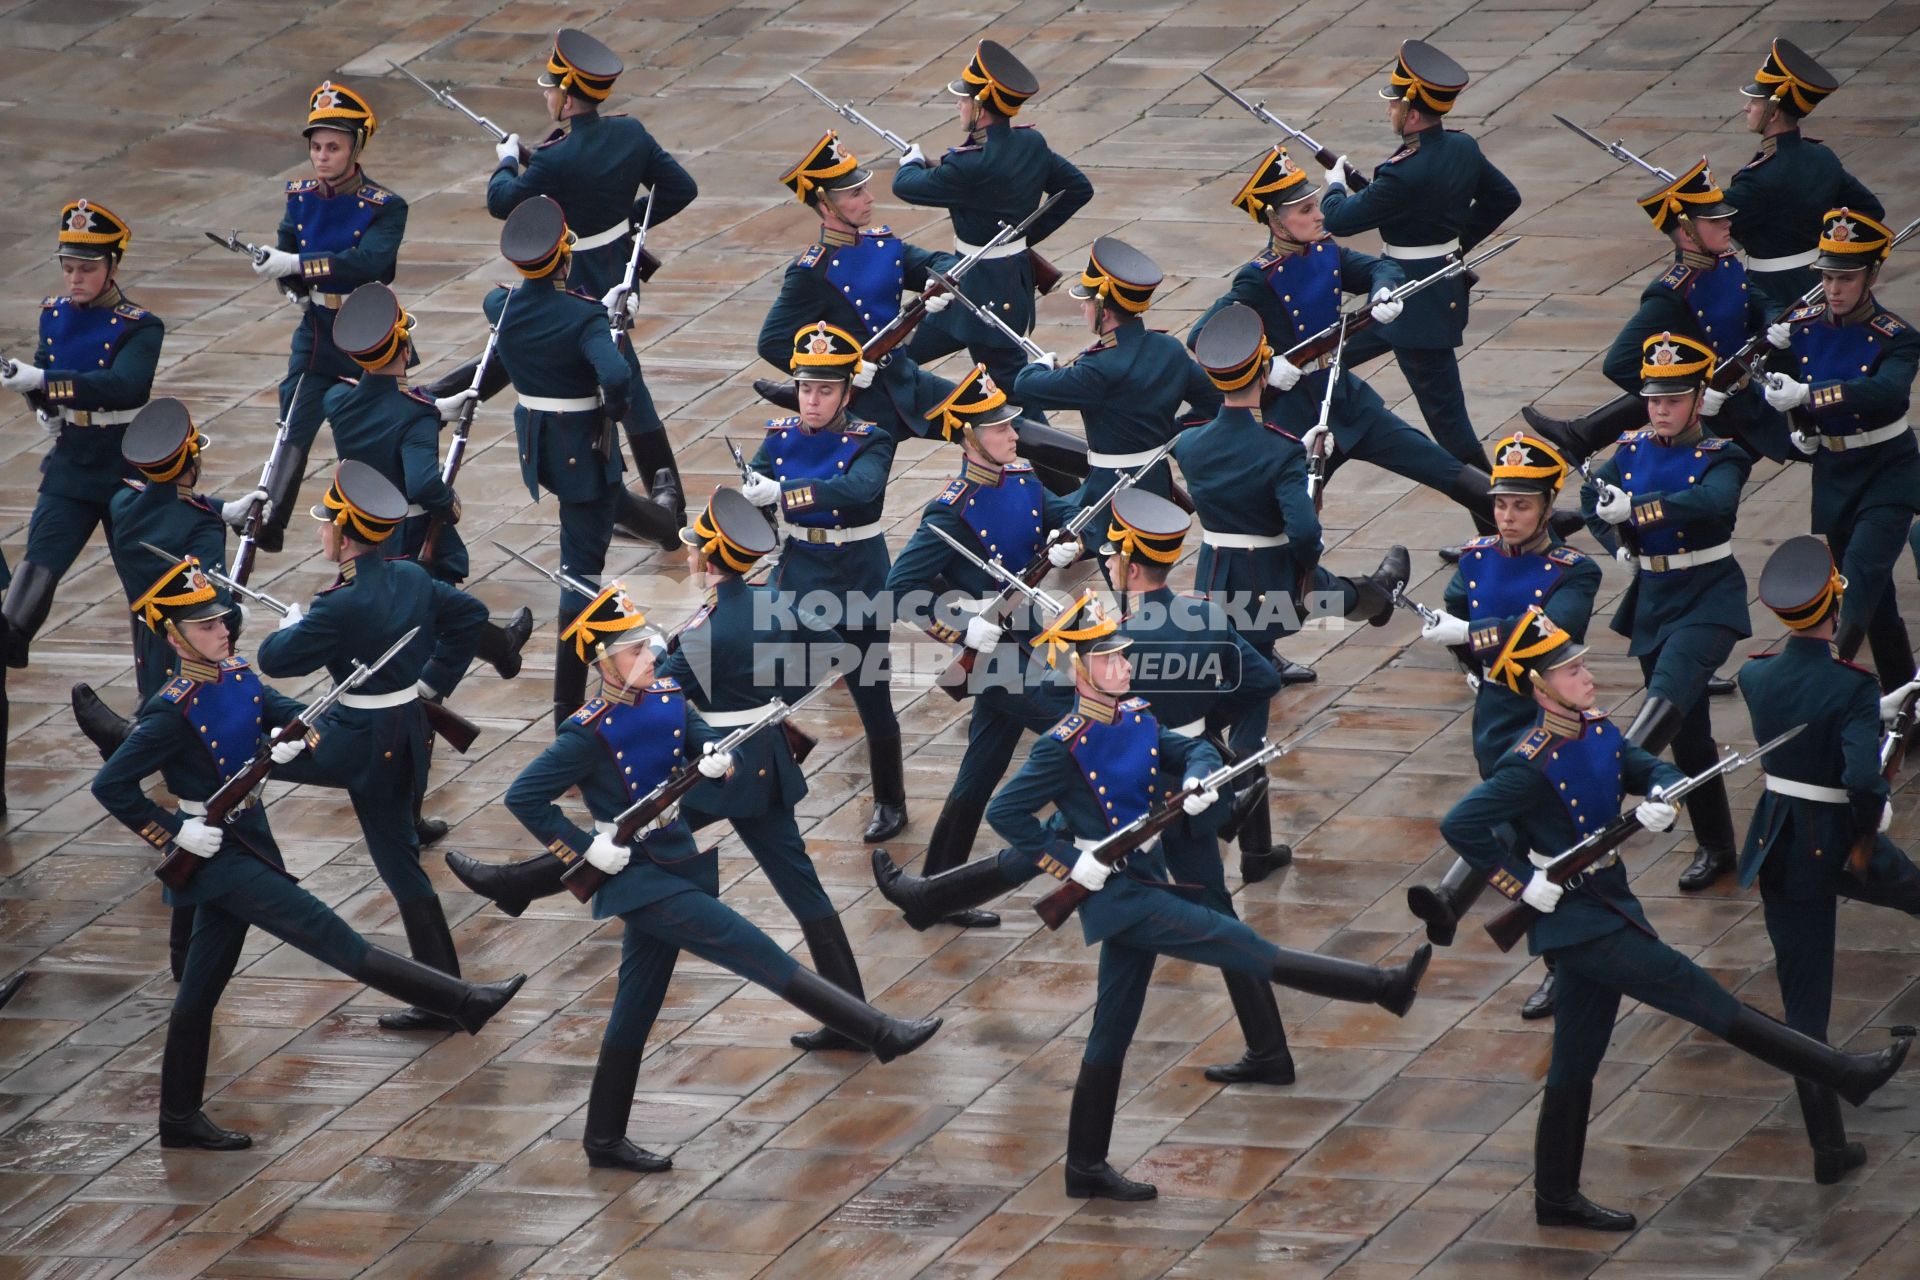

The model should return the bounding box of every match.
[893,39,1093,406]
[325,283,533,680]
[1102,490,1292,1081]
[487,27,697,526]
[873,368,1078,929]
[656,490,877,1054]
[1738,537,1920,1184]
[246,81,406,554]
[1175,305,1410,690]
[1762,209,1919,691]
[257,462,487,1031]
[1728,39,1882,314]
[486,197,668,725]
[1013,237,1221,512]
[1,199,163,669]
[1581,333,1751,891]
[1407,433,1600,1019]
[91,557,525,1149]
[753,132,958,441]
[1440,607,1912,1232]
[447,584,939,1172]
[743,322,907,843]
[1318,40,1520,477]
[987,596,1431,1201]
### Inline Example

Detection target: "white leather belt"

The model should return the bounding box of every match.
[1635,542,1732,573]
[955,234,1027,260]
[1765,775,1848,804]
[518,394,601,413]
[1381,239,1459,260]
[701,702,780,728]
[59,407,138,426]
[312,291,346,310]
[596,812,676,839]
[1746,249,1818,273]
[338,688,418,710]
[572,222,630,252]
[178,797,255,816]
[789,522,883,546]
[1088,447,1168,469]
[1822,417,1910,452]
[1530,849,1618,873]
[1171,718,1205,737]
[1200,526,1289,549]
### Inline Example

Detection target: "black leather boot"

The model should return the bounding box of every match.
[1234,783,1293,882]
[872,848,1010,932]
[753,378,800,412]
[1441,464,1498,538]
[583,1043,672,1172]
[1723,1007,1912,1107]
[254,442,311,556]
[1270,943,1431,1016]
[1706,675,1735,697]
[158,1010,252,1150]
[629,429,687,527]
[553,644,590,731]
[614,487,681,552]
[1623,695,1683,755]
[914,798,1000,927]
[1064,1060,1156,1200]
[1835,618,1868,665]
[789,916,868,1051]
[1407,856,1490,948]
[862,726,908,844]
[1522,393,1645,468]
[1675,773,1736,892]
[1205,971,1295,1084]
[1273,655,1317,685]
[446,851,568,918]
[474,608,533,681]
[1797,1080,1867,1185]
[779,966,940,1063]
[1533,1083,1634,1230]
[168,905,195,985]
[355,945,526,1035]
[2,562,57,669]
[71,683,131,761]
[378,898,463,1032]
[1344,545,1412,626]
[1521,958,1557,1020]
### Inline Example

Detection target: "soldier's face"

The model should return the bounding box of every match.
[1822,269,1869,315]
[1646,391,1697,435]
[1742,97,1768,132]
[1387,99,1410,135]
[601,642,654,692]
[1493,494,1546,544]
[319,519,344,561]
[1691,217,1732,254]
[973,421,1019,465]
[796,378,849,427]
[1274,197,1324,243]
[824,186,873,229]
[1541,655,1595,710]
[59,256,110,304]
[543,86,567,120]
[171,617,233,663]
[1081,650,1131,696]
[307,128,355,182]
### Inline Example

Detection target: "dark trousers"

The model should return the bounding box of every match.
[1638,623,1739,775]
[1760,843,1920,1045]
[1834,508,1916,682]
[173,868,372,1020]
[1546,926,1739,1086]
[557,489,618,624]
[1346,330,1490,470]
[1322,393,1476,494]
[24,490,114,581]
[603,888,801,1049]
[683,805,835,924]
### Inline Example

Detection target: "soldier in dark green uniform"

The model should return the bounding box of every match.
[92,557,525,1150]
[448,582,939,1172]
[1441,607,1912,1231]
[2,199,163,670]
[487,28,697,528]
[893,39,1093,409]
[1405,433,1600,1020]
[1728,39,1882,314]
[1763,209,1920,691]
[744,322,907,843]
[244,82,407,554]
[1581,333,1751,890]
[1738,537,1920,1184]
[1318,40,1521,476]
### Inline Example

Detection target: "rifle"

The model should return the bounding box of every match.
[389,59,517,148]
[789,73,1065,295]
[606,181,657,344]
[929,268,1050,363]
[863,192,1064,362]
[155,626,418,889]
[230,370,308,585]
[142,543,294,620]
[1200,73,1369,192]
[929,437,1179,698]
[1850,684,1920,876]
[0,350,54,418]
[204,229,312,307]
[1391,585,1479,690]
[1034,718,1331,929]
[421,292,516,571]
[1552,114,1678,185]
[1280,238,1518,369]
[1484,724,1804,951]
[1575,454,1638,562]
[725,437,758,485]
[927,523,1072,668]
[1304,311,1349,512]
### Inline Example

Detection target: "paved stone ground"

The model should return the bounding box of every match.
[1,1,1919,1276]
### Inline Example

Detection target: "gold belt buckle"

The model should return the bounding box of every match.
[803,528,830,544]
[1645,553,1669,572]
[66,410,91,427]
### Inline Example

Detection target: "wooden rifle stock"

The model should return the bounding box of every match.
[1028,249,1062,295]
[1033,802,1190,930]
[421,698,480,754]
[1482,818,1643,952]
[154,718,310,889]
[935,551,1053,700]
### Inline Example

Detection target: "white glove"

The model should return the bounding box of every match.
[269,734,306,765]
[1181,779,1220,817]
[1369,287,1404,325]
[1267,357,1304,391]
[1068,847,1112,892]
[963,613,1002,652]
[852,359,877,390]
[252,248,300,280]
[1790,427,1819,456]
[1699,387,1728,418]
[1615,546,1634,565]
[2,363,46,393]
[1594,483,1632,526]
[1765,373,1810,411]
[37,408,58,436]
[1420,610,1469,646]
[696,743,733,779]
[740,472,781,507]
[175,817,223,858]
[1298,422,1331,460]
[1766,320,1794,350]
[1046,535,1080,568]
[220,488,269,530]
[1520,868,1563,914]
[1324,154,1354,191]
[600,284,639,326]
[1878,679,1920,723]
[585,830,629,875]
[922,291,952,314]
[414,679,443,702]
[1030,351,1059,371]
[495,133,522,167]
[898,143,925,167]
[1881,799,1894,833]
[276,602,304,630]
[1635,787,1678,832]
